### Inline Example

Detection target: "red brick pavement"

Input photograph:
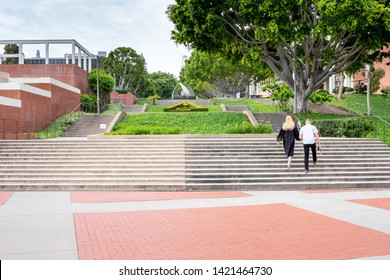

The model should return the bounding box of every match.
[74,203,390,260]
[0,192,13,205]
[348,198,390,211]
[71,191,251,203]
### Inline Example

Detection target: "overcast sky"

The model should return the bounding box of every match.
[0,0,191,77]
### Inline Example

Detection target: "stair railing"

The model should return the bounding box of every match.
[0,103,95,140]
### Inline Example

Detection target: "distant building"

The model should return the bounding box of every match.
[0,39,95,72]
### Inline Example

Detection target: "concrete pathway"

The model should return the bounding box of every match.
[0,189,389,260]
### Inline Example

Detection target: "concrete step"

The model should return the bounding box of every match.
[185,181,390,190]
[63,115,116,137]
[122,105,144,113]
[225,105,249,112]
[0,137,389,190]
[253,113,288,132]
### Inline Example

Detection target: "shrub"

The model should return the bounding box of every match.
[80,94,97,113]
[315,118,375,138]
[309,89,333,104]
[381,86,390,97]
[227,124,273,134]
[263,82,293,112]
[110,126,180,135]
[332,86,354,94]
[354,83,367,94]
[164,101,208,112]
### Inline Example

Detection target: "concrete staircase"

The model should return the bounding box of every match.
[63,115,116,137]
[122,105,144,114]
[1,136,390,190]
[253,113,288,132]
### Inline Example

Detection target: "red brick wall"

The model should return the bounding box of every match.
[48,84,80,119]
[354,49,390,94]
[110,91,137,105]
[0,64,89,93]
[0,85,79,138]
[0,65,83,139]
[24,83,80,119]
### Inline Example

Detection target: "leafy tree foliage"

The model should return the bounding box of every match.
[370,67,385,94]
[80,94,97,113]
[3,44,19,64]
[88,69,115,107]
[263,82,294,111]
[309,89,333,104]
[138,76,158,98]
[180,50,272,98]
[168,0,390,112]
[148,71,177,99]
[103,47,148,95]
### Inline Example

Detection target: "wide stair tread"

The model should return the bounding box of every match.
[0,137,390,190]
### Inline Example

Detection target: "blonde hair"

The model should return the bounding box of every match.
[282,115,295,130]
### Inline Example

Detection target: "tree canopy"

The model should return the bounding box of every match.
[168,0,390,112]
[148,71,178,99]
[103,47,148,95]
[88,69,115,107]
[180,50,273,98]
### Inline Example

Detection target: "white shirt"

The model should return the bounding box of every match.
[300,124,318,145]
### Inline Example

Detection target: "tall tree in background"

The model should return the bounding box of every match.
[149,71,177,99]
[3,44,19,64]
[180,50,273,98]
[168,0,390,112]
[103,47,148,95]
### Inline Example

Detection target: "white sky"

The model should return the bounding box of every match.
[0,0,191,77]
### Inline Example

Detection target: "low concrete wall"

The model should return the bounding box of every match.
[243,110,259,126]
[110,91,137,105]
[105,111,127,133]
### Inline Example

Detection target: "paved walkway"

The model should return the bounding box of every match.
[0,189,390,260]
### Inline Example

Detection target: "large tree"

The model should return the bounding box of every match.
[180,50,273,98]
[168,0,390,112]
[103,47,148,95]
[149,71,178,99]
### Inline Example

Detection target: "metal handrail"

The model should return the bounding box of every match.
[0,103,86,140]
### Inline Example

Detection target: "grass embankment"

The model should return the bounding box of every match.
[331,93,390,118]
[299,94,390,146]
[109,112,272,135]
[216,98,279,112]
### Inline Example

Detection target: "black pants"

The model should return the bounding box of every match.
[303,143,317,171]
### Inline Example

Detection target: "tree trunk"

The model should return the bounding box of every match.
[338,73,344,100]
[296,94,309,112]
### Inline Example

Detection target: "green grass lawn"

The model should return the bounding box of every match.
[137,98,278,113]
[109,112,272,135]
[330,94,390,118]
[135,99,152,105]
[308,94,390,146]
[216,98,279,112]
[146,105,222,112]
